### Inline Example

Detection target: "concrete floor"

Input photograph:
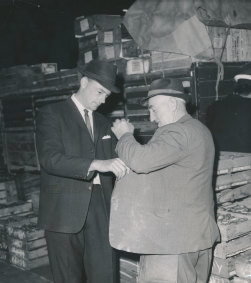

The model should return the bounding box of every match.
[0,261,53,283]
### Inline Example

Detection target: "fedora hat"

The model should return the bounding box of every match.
[142,78,189,103]
[78,60,120,93]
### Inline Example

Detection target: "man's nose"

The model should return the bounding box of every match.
[100,95,106,104]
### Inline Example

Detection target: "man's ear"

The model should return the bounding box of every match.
[80,77,88,89]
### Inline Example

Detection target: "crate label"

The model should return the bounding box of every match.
[105,46,115,59]
[104,31,114,44]
[80,19,89,32]
[126,59,150,75]
[214,37,223,48]
[84,51,93,63]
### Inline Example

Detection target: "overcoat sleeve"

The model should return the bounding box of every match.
[36,105,94,180]
[116,126,189,174]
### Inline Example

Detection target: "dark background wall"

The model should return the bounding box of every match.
[0,0,134,69]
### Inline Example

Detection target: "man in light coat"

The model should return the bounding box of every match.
[110,78,220,283]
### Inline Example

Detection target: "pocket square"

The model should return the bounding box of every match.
[102,135,111,139]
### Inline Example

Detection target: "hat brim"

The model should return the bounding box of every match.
[82,70,120,93]
[141,92,188,105]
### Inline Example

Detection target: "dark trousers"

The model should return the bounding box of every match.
[45,185,117,283]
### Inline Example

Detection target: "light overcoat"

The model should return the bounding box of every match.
[109,114,220,254]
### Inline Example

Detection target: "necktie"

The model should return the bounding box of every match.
[84,109,93,140]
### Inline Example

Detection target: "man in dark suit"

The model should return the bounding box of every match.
[207,65,251,153]
[36,60,128,283]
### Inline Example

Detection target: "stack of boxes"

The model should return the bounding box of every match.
[75,14,123,65]
[207,26,251,62]
[0,199,32,264]
[0,179,18,205]
[6,214,49,270]
[209,152,251,283]
[0,178,48,270]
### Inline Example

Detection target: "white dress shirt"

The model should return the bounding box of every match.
[71,94,101,184]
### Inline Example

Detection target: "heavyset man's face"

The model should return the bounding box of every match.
[148,95,175,127]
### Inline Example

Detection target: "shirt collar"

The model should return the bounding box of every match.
[71,94,93,114]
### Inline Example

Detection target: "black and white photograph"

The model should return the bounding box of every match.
[0,0,251,282]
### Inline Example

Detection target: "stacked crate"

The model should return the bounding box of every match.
[119,253,139,283]
[206,26,251,62]
[233,250,251,282]
[6,213,49,270]
[0,217,9,262]
[210,152,251,283]
[0,179,18,205]
[0,200,33,263]
[75,14,122,65]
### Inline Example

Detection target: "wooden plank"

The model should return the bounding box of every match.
[9,254,49,270]
[0,202,32,218]
[215,171,251,191]
[212,250,251,278]
[232,277,251,283]
[234,249,251,280]
[217,213,251,242]
[214,234,251,259]
[218,198,251,218]
[8,237,46,250]
[9,245,48,260]
[216,184,251,204]
[217,155,251,175]
[7,224,45,241]
[209,274,233,283]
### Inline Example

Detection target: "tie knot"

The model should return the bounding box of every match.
[84,109,89,115]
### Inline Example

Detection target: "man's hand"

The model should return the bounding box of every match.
[89,158,130,179]
[111,119,134,140]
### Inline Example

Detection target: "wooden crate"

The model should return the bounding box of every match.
[0,180,17,204]
[215,171,251,191]
[217,197,251,242]
[216,184,251,204]
[234,249,251,281]
[9,254,49,270]
[0,201,32,218]
[214,234,251,259]
[6,214,48,270]
[216,153,251,176]
[209,274,233,283]
[232,277,251,283]
[212,250,251,279]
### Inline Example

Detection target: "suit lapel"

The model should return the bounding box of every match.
[66,98,93,143]
[93,112,101,146]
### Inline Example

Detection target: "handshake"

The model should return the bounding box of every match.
[89,119,134,180]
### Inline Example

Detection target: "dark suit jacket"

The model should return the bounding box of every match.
[206,94,251,153]
[36,98,117,233]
